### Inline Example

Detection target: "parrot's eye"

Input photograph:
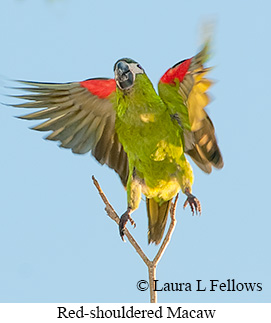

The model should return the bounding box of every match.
[115,61,134,90]
[137,64,143,70]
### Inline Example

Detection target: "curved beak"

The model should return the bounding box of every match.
[115,61,134,90]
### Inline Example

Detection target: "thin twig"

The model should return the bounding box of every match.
[92,176,150,266]
[148,264,156,303]
[153,194,178,265]
[92,175,178,303]
[148,195,178,303]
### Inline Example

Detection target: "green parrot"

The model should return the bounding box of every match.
[11,39,223,244]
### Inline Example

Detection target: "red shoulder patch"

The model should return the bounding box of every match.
[80,78,116,99]
[160,58,192,84]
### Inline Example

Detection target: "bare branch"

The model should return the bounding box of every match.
[148,264,156,303]
[91,175,179,303]
[153,194,178,265]
[92,176,150,267]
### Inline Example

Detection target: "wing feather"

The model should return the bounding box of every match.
[11,79,129,185]
[158,42,223,173]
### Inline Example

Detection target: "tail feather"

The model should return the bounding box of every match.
[146,198,172,245]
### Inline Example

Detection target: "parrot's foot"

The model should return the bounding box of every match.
[119,208,136,241]
[183,189,201,215]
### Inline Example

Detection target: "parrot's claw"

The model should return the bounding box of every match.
[183,190,201,215]
[119,209,136,241]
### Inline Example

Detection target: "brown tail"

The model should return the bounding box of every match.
[146,198,172,245]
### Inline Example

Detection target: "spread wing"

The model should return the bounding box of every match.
[158,42,224,173]
[11,78,129,185]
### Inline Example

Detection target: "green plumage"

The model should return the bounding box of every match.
[114,73,193,244]
[10,39,223,245]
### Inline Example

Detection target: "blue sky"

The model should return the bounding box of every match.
[0,0,270,303]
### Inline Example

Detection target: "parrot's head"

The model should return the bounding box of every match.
[114,58,145,91]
